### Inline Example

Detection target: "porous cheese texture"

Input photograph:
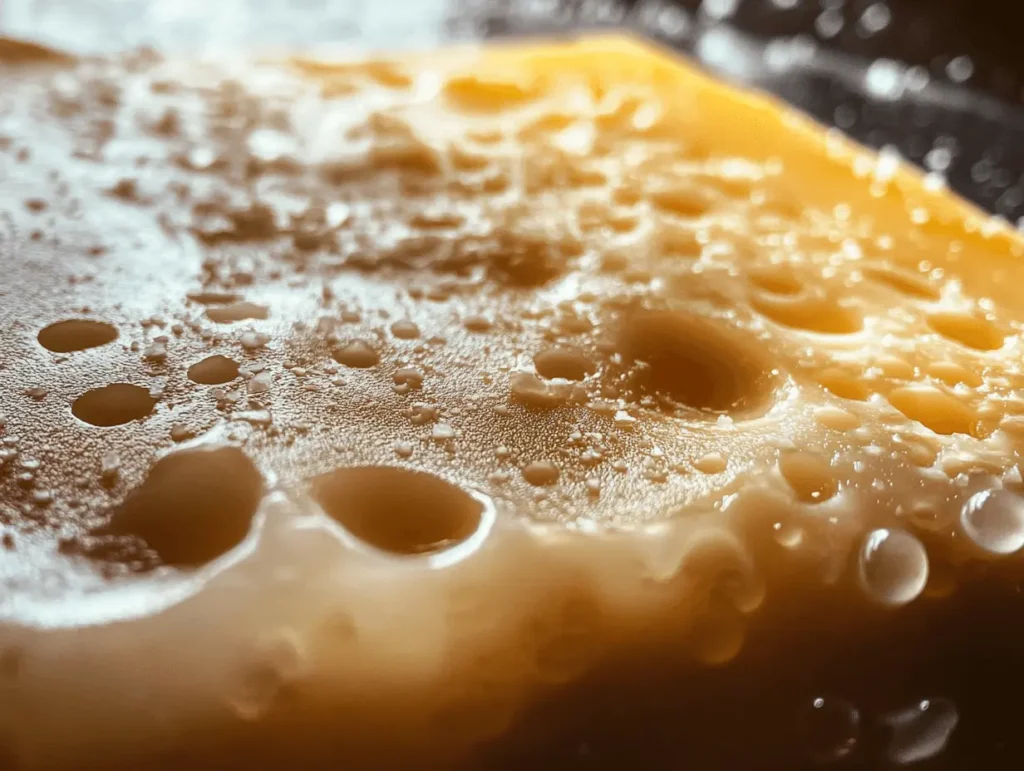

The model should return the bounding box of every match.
[1,35,1024,769]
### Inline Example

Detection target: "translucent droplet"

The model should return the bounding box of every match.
[803,696,860,763]
[858,528,929,606]
[960,488,1024,555]
[884,698,959,765]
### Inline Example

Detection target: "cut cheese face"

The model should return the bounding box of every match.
[1,35,1024,769]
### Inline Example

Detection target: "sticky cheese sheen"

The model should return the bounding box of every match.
[1,36,1024,769]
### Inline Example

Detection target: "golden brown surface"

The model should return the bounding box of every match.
[2,35,1024,770]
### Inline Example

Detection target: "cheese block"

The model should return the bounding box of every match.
[1,35,1024,769]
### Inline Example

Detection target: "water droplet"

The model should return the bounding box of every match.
[858,528,929,606]
[240,330,270,350]
[694,453,727,475]
[613,410,637,429]
[772,521,804,549]
[779,452,837,503]
[206,302,269,324]
[142,339,168,362]
[393,367,424,390]
[533,348,596,381]
[463,314,493,332]
[170,423,194,442]
[234,409,272,427]
[884,698,959,765]
[510,372,581,408]
[393,441,414,458]
[802,696,860,763]
[523,461,560,487]
[100,452,120,486]
[431,423,455,442]
[960,488,1024,555]
[247,371,273,394]
[333,340,380,368]
[390,320,421,340]
[189,355,240,385]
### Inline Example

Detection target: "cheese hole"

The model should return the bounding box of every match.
[38,319,118,352]
[927,310,1004,352]
[778,451,838,503]
[749,267,803,296]
[99,445,263,567]
[863,266,941,300]
[752,292,863,335]
[816,368,871,401]
[619,310,778,415]
[72,384,156,427]
[887,385,979,437]
[312,467,485,556]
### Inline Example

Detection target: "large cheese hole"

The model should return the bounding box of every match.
[618,310,778,415]
[748,266,803,296]
[38,320,118,352]
[751,292,863,335]
[863,266,940,300]
[100,445,263,567]
[887,385,978,437]
[778,451,838,503]
[72,384,156,427]
[926,310,1004,352]
[312,467,485,556]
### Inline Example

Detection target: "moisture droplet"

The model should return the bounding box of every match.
[240,331,270,350]
[431,423,455,442]
[142,339,168,362]
[509,372,581,409]
[523,460,560,487]
[884,698,959,765]
[393,367,424,390]
[533,347,596,381]
[390,320,421,340]
[960,488,1024,555]
[694,452,727,475]
[463,314,493,332]
[206,302,269,324]
[247,371,273,394]
[100,452,120,486]
[858,528,929,607]
[188,355,240,385]
[333,340,380,368]
[802,696,860,763]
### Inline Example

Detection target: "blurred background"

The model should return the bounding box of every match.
[3,0,1020,225]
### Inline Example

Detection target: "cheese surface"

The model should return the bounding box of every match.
[1,35,1024,769]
